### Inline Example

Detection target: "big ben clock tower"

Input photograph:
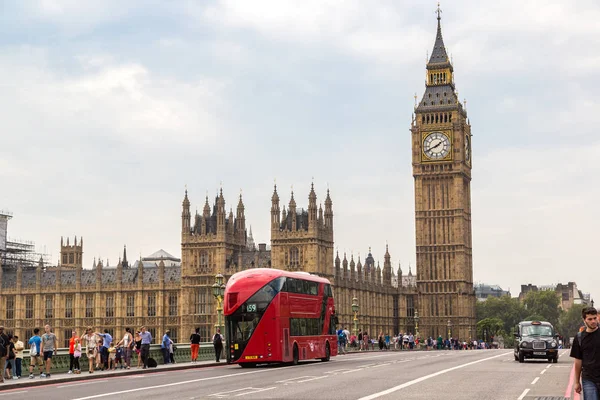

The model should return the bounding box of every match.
[411,6,476,341]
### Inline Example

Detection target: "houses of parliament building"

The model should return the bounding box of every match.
[0,10,475,345]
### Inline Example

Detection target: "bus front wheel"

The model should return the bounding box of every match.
[321,343,331,362]
[292,344,299,365]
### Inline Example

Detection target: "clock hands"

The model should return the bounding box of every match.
[426,140,443,153]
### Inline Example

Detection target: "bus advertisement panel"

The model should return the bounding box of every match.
[224,268,338,366]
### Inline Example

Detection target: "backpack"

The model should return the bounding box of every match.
[338,332,346,343]
[30,340,38,357]
[213,334,222,346]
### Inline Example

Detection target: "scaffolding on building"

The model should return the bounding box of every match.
[0,209,52,270]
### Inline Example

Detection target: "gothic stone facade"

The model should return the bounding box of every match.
[0,11,475,344]
[411,11,477,340]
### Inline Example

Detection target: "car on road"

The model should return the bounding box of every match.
[514,320,559,363]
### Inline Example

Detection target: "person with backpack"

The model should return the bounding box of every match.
[28,328,43,378]
[337,328,346,354]
[212,328,224,362]
[570,306,600,398]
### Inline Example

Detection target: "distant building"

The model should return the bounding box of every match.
[475,283,510,301]
[519,282,591,311]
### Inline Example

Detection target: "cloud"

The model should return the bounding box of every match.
[1,0,599,302]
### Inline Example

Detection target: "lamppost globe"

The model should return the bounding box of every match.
[351,297,359,336]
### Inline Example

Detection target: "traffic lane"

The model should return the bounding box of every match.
[367,350,572,400]
[526,350,573,399]
[283,350,513,400]
[63,353,406,400]
[8,363,238,399]
[64,350,513,399]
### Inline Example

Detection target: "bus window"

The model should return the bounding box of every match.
[308,282,318,295]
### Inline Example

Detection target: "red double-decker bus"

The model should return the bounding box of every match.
[224,268,338,367]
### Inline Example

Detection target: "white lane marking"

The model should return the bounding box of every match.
[208,387,276,398]
[297,376,327,383]
[517,388,530,400]
[325,368,353,374]
[357,351,511,400]
[358,363,378,368]
[0,392,28,397]
[531,377,539,385]
[546,364,552,369]
[58,380,108,388]
[371,363,391,368]
[343,368,364,374]
[275,376,312,383]
[70,367,291,399]
[540,369,547,375]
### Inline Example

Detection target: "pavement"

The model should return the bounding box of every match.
[0,349,577,400]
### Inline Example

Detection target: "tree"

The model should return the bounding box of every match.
[523,290,562,327]
[476,295,526,335]
[557,304,585,338]
[477,318,504,341]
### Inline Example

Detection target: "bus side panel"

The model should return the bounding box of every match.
[278,292,290,362]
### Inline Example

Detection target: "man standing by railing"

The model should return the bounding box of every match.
[96,329,112,371]
[139,326,152,369]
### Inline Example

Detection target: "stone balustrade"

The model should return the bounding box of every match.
[18,343,217,373]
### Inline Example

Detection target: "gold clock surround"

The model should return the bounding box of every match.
[421,130,453,162]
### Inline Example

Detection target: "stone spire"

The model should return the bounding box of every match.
[247,226,256,251]
[428,3,449,66]
[289,190,297,230]
[308,182,317,230]
[182,189,191,236]
[122,245,129,268]
[270,184,281,232]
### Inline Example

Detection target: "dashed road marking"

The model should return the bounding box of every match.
[531,377,539,385]
[297,376,327,383]
[275,376,312,384]
[208,387,276,398]
[517,388,530,400]
[540,368,547,375]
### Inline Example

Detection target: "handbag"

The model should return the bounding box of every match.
[172,345,177,352]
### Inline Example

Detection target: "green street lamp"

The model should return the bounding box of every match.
[351,297,359,336]
[447,319,452,340]
[212,273,226,334]
[414,309,419,339]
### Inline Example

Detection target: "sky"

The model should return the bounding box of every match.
[1,0,599,301]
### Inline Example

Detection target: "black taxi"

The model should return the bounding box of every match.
[514,320,559,363]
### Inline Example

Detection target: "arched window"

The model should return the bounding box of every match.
[289,247,299,269]
[200,251,209,272]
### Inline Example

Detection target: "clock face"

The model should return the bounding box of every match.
[465,134,471,163]
[423,131,451,160]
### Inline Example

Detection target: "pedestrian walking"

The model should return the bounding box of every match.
[134,331,142,368]
[40,324,57,378]
[116,328,133,369]
[81,327,97,374]
[68,330,79,374]
[13,336,23,378]
[73,338,81,374]
[161,331,172,365]
[0,326,8,383]
[190,328,201,363]
[27,328,43,378]
[212,328,224,362]
[571,306,600,398]
[4,334,16,380]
